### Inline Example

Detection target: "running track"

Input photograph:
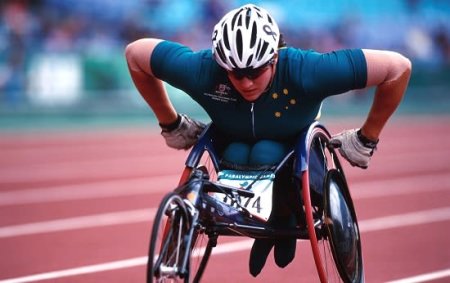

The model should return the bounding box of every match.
[0,116,449,283]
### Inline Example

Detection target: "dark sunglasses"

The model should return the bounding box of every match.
[229,59,275,80]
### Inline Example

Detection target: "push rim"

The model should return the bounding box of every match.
[302,126,363,283]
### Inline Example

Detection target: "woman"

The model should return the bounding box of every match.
[125,4,411,276]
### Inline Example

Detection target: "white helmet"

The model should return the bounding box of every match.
[212,4,280,71]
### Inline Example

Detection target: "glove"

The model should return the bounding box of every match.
[160,114,206,150]
[330,129,378,169]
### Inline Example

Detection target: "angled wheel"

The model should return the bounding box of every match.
[302,125,364,283]
[147,193,191,283]
[175,151,219,282]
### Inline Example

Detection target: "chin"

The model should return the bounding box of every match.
[241,92,261,101]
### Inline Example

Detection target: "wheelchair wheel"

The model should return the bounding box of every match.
[147,192,191,283]
[175,151,218,282]
[324,169,363,282]
[302,126,364,283]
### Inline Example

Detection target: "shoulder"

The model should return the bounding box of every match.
[153,40,213,61]
[149,41,224,93]
[279,47,365,64]
[276,47,367,96]
[281,47,366,76]
[151,40,218,77]
[278,46,309,62]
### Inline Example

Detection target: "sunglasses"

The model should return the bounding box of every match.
[229,59,275,80]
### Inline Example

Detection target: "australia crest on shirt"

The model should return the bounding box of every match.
[203,83,237,103]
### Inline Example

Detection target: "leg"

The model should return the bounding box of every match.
[222,142,251,165]
[271,160,299,268]
[249,140,289,165]
[248,140,296,275]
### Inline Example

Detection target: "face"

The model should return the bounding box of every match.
[227,57,277,102]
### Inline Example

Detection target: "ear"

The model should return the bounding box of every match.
[272,53,279,63]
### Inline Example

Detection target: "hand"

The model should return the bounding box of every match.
[330,129,378,169]
[160,114,206,150]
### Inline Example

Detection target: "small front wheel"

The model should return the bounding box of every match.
[147,193,191,283]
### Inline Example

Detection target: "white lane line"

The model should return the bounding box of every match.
[0,257,148,283]
[358,207,450,232]
[0,175,179,206]
[1,172,449,206]
[1,198,450,239]
[1,208,449,282]
[386,268,450,283]
[0,209,155,238]
[0,154,184,184]
[0,240,255,283]
[351,172,450,199]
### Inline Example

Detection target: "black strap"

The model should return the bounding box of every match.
[159,114,181,131]
[357,129,379,149]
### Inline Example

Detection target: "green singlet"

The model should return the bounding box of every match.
[151,41,366,144]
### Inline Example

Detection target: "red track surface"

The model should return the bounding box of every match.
[1,116,449,283]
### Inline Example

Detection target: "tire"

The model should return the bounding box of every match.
[184,151,218,283]
[302,126,364,283]
[324,169,364,282]
[155,151,217,283]
[147,193,191,283]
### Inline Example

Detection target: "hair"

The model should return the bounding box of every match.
[278,33,287,48]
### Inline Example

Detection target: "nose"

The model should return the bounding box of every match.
[238,77,254,89]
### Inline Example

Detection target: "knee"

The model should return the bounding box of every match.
[222,142,251,165]
[249,140,289,165]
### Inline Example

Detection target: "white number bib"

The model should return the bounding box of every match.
[211,170,274,221]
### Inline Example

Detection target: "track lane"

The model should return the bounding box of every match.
[1,117,449,282]
[1,210,448,282]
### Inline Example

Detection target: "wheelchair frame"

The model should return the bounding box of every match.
[147,122,364,283]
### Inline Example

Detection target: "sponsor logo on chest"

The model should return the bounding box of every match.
[203,84,237,103]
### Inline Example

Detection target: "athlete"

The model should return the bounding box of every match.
[125,4,411,277]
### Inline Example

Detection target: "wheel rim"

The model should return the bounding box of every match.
[325,171,362,282]
[189,151,217,281]
[303,171,343,283]
[159,151,216,283]
[149,194,190,283]
[303,127,363,283]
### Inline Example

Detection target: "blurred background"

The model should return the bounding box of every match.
[0,0,449,131]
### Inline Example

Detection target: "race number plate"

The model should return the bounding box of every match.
[212,170,274,221]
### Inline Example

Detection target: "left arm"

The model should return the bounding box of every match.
[330,50,412,169]
[360,49,412,141]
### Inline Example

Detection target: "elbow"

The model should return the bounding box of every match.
[124,40,141,68]
[400,53,412,76]
[393,52,412,80]
[364,49,412,87]
[124,38,162,75]
[125,39,154,74]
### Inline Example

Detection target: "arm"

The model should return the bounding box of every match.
[125,38,178,125]
[125,39,206,150]
[331,50,412,169]
[360,49,412,141]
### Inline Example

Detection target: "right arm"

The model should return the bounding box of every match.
[125,38,178,125]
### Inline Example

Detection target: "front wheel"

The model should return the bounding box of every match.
[147,193,191,283]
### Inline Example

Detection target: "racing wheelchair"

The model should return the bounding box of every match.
[147,121,364,283]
